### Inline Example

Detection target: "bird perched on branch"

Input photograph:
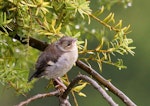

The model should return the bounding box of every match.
[28,36,78,84]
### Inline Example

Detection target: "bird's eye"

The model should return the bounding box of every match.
[63,41,71,47]
[61,41,71,48]
[67,42,71,46]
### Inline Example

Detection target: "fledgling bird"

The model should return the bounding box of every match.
[28,36,78,83]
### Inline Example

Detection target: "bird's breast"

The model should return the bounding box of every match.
[45,50,78,79]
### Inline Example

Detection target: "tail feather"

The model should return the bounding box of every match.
[28,71,43,82]
[28,72,39,82]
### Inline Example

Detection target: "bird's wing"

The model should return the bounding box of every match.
[28,44,63,81]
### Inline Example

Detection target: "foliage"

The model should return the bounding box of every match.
[0,0,135,96]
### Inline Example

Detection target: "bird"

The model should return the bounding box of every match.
[28,36,78,84]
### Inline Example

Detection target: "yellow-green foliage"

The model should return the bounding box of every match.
[0,0,134,94]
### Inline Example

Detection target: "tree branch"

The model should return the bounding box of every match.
[16,90,72,106]
[16,90,60,106]
[76,60,136,106]
[59,96,71,106]
[6,32,136,106]
[62,75,118,106]
[9,34,48,51]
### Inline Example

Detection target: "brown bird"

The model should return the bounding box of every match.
[28,36,78,85]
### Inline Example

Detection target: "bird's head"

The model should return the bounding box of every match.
[56,36,77,52]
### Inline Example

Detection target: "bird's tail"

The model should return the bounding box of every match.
[28,72,37,82]
[28,70,43,82]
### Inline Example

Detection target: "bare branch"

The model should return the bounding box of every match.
[62,75,118,106]
[16,89,72,106]
[76,60,136,106]
[59,96,71,106]
[16,90,60,106]
[9,34,48,51]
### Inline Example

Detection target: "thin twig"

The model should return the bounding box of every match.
[16,90,60,106]
[62,75,118,106]
[64,74,79,106]
[89,14,119,32]
[71,91,78,106]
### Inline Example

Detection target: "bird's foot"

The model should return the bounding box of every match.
[53,77,67,93]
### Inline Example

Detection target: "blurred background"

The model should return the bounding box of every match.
[0,0,149,106]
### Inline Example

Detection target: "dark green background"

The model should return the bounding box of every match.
[0,0,149,106]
